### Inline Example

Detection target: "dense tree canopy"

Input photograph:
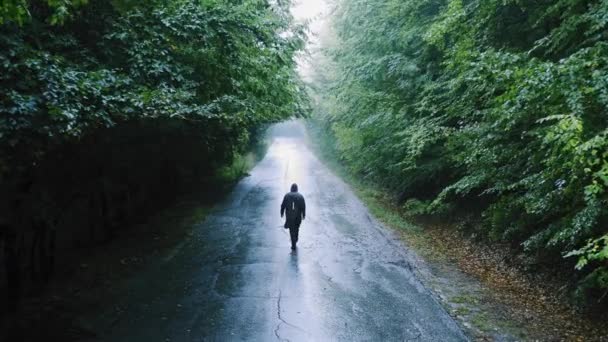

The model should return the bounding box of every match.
[0,0,306,311]
[1,0,305,163]
[310,0,608,304]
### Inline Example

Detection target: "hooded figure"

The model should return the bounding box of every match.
[281,183,306,250]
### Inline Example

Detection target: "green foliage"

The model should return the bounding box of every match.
[0,0,305,305]
[566,234,608,300]
[310,0,608,305]
[567,235,608,271]
[1,0,305,173]
[1,0,88,25]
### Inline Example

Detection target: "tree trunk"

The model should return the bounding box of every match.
[45,227,56,282]
[30,227,40,282]
[4,231,21,313]
[38,227,47,286]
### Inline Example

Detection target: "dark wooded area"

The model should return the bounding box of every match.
[0,0,307,314]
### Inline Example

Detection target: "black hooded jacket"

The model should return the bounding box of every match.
[281,190,306,229]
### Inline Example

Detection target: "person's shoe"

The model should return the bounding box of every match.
[291,244,296,250]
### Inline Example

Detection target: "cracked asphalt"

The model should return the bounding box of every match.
[86,123,467,341]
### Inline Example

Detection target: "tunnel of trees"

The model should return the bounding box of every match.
[309,0,608,308]
[2,0,607,318]
[0,0,307,313]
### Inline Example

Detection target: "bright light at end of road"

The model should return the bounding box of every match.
[290,0,330,81]
[291,0,328,22]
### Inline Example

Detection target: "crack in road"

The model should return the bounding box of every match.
[274,290,307,342]
[406,331,422,341]
[274,290,289,342]
[365,214,418,272]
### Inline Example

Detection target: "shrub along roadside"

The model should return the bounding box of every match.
[306,118,608,337]
[308,0,608,310]
[0,0,307,314]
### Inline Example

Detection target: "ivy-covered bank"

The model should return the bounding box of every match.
[309,0,608,308]
[0,0,306,313]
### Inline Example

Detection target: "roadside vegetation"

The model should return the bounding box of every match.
[307,121,608,339]
[0,0,306,314]
[308,0,608,311]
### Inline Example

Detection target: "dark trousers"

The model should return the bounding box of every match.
[289,227,299,246]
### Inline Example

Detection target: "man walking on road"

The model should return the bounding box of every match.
[281,183,306,250]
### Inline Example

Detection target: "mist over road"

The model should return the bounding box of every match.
[89,122,466,341]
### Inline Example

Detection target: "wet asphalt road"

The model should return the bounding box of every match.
[89,124,467,341]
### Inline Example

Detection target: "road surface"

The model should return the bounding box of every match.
[88,122,466,341]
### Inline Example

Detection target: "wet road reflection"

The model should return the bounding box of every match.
[88,121,467,341]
